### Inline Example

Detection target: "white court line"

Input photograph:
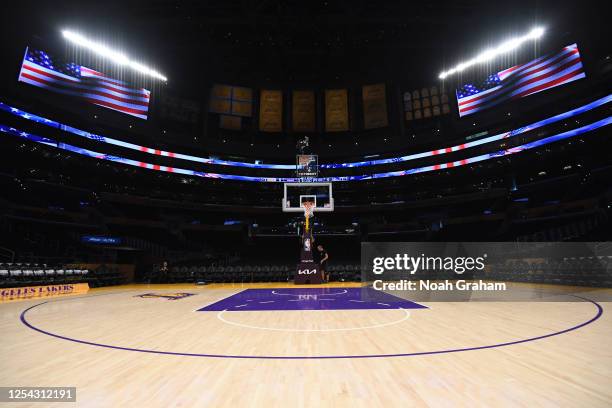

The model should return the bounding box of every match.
[259,301,274,304]
[216,308,411,332]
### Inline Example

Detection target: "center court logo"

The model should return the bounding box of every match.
[135,293,195,300]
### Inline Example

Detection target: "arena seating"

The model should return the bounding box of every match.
[160,263,362,284]
[479,257,612,287]
[0,262,124,288]
[0,262,89,288]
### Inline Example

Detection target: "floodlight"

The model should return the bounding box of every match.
[439,26,545,79]
[62,30,167,81]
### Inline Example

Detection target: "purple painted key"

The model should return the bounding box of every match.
[198,287,427,311]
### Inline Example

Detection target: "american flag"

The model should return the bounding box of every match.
[456,44,585,117]
[18,47,150,119]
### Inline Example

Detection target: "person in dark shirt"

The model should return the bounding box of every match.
[159,261,169,283]
[317,245,329,282]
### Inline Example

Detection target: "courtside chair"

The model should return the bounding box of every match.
[34,269,45,283]
[12,269,23,282]
[224,266,235,283]
[0,269,9,287]
[207,266,217,283]
[197,266,206,281]
[352,264,361,281]
[335,265,345,281]
[178,266,188,282]
[216,266,226,283]
[234,265,243,283]
[188,266,197,282]
[267,265,278,282]
[247,265,256,283]
[284,264,292,281]
[328,265,337,280]
[250,265,260,282]
[22,269,34,285]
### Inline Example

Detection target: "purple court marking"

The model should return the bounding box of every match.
[197,287,427,311]
[19,293,603,360]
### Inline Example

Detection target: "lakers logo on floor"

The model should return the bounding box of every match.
[135,292,195,300]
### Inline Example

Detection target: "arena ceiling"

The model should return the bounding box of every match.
[1,1,608,95]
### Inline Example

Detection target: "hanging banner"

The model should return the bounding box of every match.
[232,87,253,101]
[362,83,388,129]
[259,90,283,132]
[220,115,242,130]
[231,101,252,117]
[231,87,253,117]
[211,84,232,99]
[292,90,316,132]
[209,84,232,114]
[325,89,349,132]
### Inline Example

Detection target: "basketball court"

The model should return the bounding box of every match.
[1,2,611,406]
[1,282,611,407]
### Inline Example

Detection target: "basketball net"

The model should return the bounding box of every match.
[302,201,314,233]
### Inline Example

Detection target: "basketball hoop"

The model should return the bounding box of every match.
[302,201,315,232]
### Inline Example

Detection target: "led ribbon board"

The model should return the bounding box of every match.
[2,94,610,171]
[1,116,609,183]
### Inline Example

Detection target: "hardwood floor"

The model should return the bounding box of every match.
[1,283,611,407]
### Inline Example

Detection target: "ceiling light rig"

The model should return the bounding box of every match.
[438,27,545,80]
[61,30,167,82]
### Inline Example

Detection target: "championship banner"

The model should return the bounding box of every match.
[220,115,242,130]
[362,83,388,129]
[231,87,253,117]
[210,84,232,99]
[210,84,253,117]
[259,90,283,132]
[232,87,253,101]
[325,89,349,132]
[292,90,315,132]
[231,101,252,117]
[0,283,89,303]
[209,84,232,114]
[209,98,231,114]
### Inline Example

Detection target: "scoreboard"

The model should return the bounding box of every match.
[296,154,318,178]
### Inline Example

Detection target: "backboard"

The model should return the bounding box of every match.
[282,182,334,213]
